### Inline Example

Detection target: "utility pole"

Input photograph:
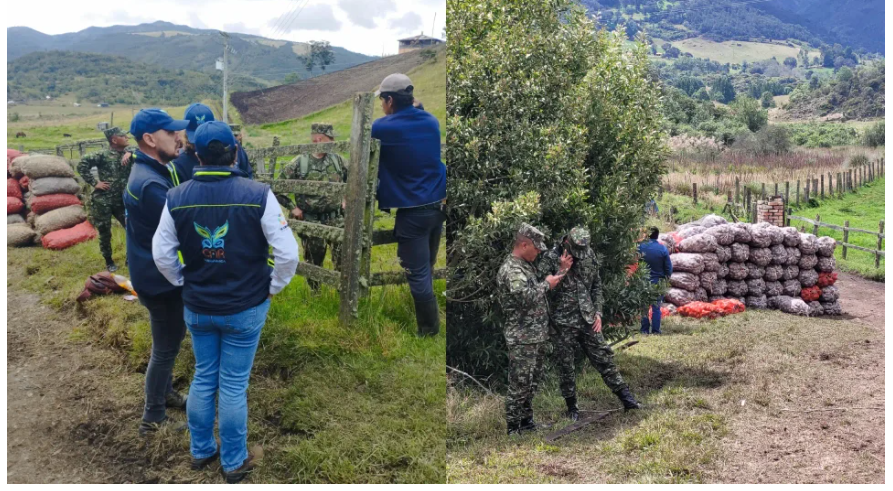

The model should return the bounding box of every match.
[431,12,436,38]
[220,31,229,123]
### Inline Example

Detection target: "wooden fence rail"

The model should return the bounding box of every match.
[788,214,885,268]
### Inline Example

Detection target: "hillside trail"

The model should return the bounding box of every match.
[712,271,885,483]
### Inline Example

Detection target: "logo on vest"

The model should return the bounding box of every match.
[194,221,229,263]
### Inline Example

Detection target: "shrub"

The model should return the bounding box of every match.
[447,0,666,378]
[861,121,885,147]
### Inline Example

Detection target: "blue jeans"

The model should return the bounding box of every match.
[641,296,663,334]
[395,205,445,303]
[184,299,270,472]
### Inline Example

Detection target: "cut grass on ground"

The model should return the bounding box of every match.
[653,37,804,65]
[7,226,446,483]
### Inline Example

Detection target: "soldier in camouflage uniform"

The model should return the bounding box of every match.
[537,226,642,421]
[496,223,573,435]
[77,127,134,271]
[275,123,348,291]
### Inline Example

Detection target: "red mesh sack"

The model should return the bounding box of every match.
[7,196,24,214]
[678,301,722,319]
[7,177,22,200]
[19,176,29,191]
[41,221,97,250]
[29,193,82,215]
[817,272,838,287]
[712,298,746,315]
[660,306,673,318]
[800,285,821,302]
[627,263,639,277]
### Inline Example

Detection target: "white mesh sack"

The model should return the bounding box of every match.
[816,236,837,258]
[774,295,809,315]
[820,300,842,315]
[695,288,709,302]
[764,264,784,282]
[702,252,720,272]
[715,245,732,263]
[700,271,717,292]
[746,294,768,309]
[807,301,824,317]
[705,224,735,246]
[678,226,707,239]
[665,288,696,306]
[765,280,783,297]
[750,227,772,248]
[798,254,818,270]
[678,233,718,253]
[769,244,788,265]
[820,285,840,303]
[658,233,676,253]
[746,278,766,295]
[727,280,748,297]
[816,256,836,273]
[746,262,765,279]
[732,223,752,243]
[749,246,772,267]
[783,265,800,281]
[766,225,784,246]
[670,253,705,274]
[710,278,728,296]
[700,214,728,229]
[782,227,801,247]
[670,272,701,292]
[798,233,818,255]
[730,243,750,262]
[799,269,818,287]
[785,247,801,266]
[717,263,729,279]
[782,279,801,297]
[727,262,749,280]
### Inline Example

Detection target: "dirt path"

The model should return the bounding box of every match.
[713,272,885,483]
[6,289,148,484]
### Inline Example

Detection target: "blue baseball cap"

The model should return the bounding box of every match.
[193,121,237,160]
[129,108,189,141]
[183,103,216,141]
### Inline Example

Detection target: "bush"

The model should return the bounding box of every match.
[861,121,885,147]
[731,96,768,132]
[447,0,666,378]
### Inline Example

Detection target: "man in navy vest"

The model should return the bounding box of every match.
[123,108,189,435]
[372,73,447,337]
[172,104,254,181]
[637,227,673,335]
[152,121,298,483]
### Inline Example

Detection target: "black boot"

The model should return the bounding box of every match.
[565,396,580,421]
[414,298,440,337]
[507,421,521,435]
[615,387,642,411]
[519,416,539,433]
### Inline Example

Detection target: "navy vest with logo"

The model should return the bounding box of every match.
[166,166,271,315]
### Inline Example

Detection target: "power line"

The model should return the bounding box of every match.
[268,0,303,39]
[270,0,312,40]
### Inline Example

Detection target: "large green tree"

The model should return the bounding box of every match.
[447,0,667,378]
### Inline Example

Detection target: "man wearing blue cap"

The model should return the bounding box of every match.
[152,121,298,482]
[124,108,190,435]
[171,103,215,180]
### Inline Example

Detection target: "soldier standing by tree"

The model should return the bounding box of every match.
[537,226,642,421]
[77,127,134,272]
[497,223,571,435]
[275,123,347,291]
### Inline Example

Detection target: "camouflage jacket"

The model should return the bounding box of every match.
[537,244,603,325]
[77,147,135,195]
[496,254,550,346]
[276,152,348,214]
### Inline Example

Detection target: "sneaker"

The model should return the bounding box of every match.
[221,446,263,484]
[166,391,187,409]
[106,262,118,273]
[192,450,220,471]
[138,416,187,437]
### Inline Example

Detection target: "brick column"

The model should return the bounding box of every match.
[757,196,785,226]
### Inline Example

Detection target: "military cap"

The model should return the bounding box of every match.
[103,126,127,141]
[518,222,547,252]
[565,226,591,258]
[311,123,335,139]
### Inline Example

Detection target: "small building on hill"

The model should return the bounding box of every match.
[398,33,444,54]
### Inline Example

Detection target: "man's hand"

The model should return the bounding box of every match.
[95,181,111,191]
[291,207,304,220]
[121,152,132,166]
[559,250,574,272]
[545,274,564,289]
[593,315,603,333]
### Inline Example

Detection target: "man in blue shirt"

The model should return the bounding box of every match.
[372,73,446,337]
[637,227,673,335]
[123,108,190,435]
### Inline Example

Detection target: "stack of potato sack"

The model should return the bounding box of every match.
[663,214,841,316]
[8,155,96,250]
[7,151,36,247]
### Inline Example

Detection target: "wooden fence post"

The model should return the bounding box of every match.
[876,220,884,269]
[796,180,800,206]
[745,187,751,217]
[842,220,849,259]
[814,178,818,197]
[735,177,740,204]
[359,139,381,298]
[339,92,375,324]
[813,214,820,236]
[820,175,824,199]
[837,172,842,197]
[774,182,778,197]
[692,183,698,205]
[804,180,810,202]
[785,181,790,207]
[761,182,765,201]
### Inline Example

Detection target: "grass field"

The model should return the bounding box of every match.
[653,37,809,65]
[7,220,446,483]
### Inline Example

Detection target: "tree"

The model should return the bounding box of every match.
[760,91,775,108]
[862,121,885,147]
[674,76,704,96]
[283,72,300,84]
[710,75,736,104]
[447,0,665,378]
[837,66,853,82]
[693,87,710,101]
[731,96,768,132]
[783,56,797,69]
[309,40,335,72]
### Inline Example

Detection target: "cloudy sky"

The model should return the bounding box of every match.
[6,0,445,57]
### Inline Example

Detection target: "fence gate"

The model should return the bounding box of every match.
[249,92,446,325]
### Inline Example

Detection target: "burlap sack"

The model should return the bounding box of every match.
[774,295,809,315]
[670,253,705,274]
[678,233,717,253]
[670,272,701,292]
[700,271,717,292]
[717,263,729,279]
[700,214,728,229]
[807,301,824,317]
[750,227,772,248]
[678,226,707,239]
[695,288,709,302]
[666,288,696,307]
[7,223,36,247]
[7,213,24,224]
[34,205,86,236]
[19,155,76,179]
[732,223,752,243]
[710,278,728,296]
[29,177,80,196]
[705,224,734,246]
[702,252,720,272]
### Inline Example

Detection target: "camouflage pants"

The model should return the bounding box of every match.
[553,315,627,400]
[300,213,343,291]
[90,192,126,263]
[505,342,546,426]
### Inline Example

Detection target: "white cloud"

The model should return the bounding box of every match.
[388,12,423,35]
[267,4,342,33]
[337,0,395,29]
